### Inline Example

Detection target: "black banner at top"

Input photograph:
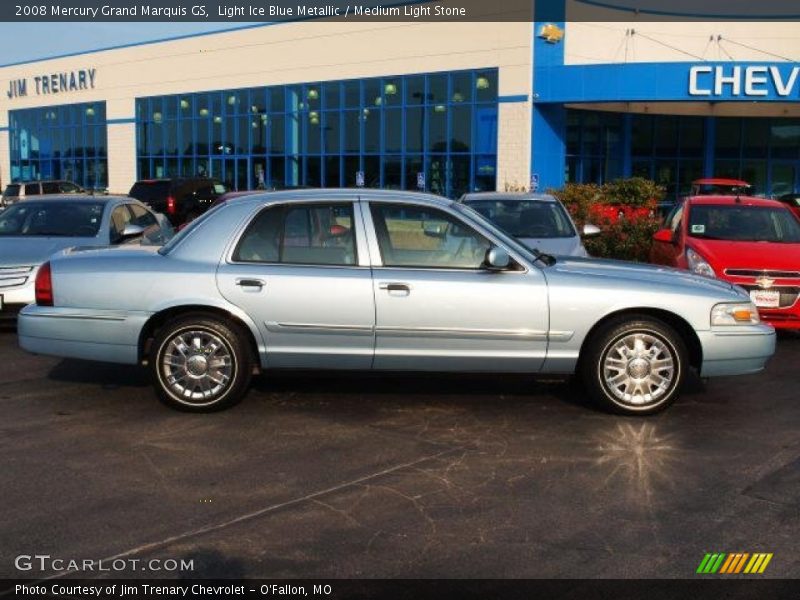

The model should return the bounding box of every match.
[2,0,800,22]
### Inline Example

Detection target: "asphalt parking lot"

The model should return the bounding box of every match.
[1,328,798,580]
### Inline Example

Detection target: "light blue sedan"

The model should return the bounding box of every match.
[18,190,775,415]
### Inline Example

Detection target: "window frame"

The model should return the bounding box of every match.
[230,201,360,268]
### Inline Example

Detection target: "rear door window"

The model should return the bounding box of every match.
[2,184,20,198]
[234,203,357,266]
[24,183,41,196]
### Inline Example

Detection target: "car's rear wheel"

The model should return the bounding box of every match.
[150,315,252,412]
[581,316,687,415]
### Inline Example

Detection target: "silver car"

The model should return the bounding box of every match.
[18,190,775,415]
[460,192,600,257]
[0,195,173,317]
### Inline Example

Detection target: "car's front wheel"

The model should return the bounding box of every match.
[150,314,252,412]
[581,316,687,415]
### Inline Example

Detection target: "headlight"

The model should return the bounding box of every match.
[686,247,715,278]
[711,302,761,326]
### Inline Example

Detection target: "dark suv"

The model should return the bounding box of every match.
[1,180,84,206]
[128,178,228,226]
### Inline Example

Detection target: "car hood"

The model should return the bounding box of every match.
[0,236,99,267]
[517,236,586,257]
[688,238,800,272]
[551,256,741,295]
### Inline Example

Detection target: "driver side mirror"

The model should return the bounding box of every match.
[120,223,146,241]
[582,223,601,238]
[484,246,510,271]
[653,228,675,244]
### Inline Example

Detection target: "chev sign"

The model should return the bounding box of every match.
[689,65,799,98]
[7,68,97,100]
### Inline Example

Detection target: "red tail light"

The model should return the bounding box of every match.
[167,195,176,214]
[35,261,53,306]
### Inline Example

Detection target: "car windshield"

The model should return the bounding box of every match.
[688,205,800,243]
[465,199,576,239]
[0,201,104,237]
[454,202,539,263]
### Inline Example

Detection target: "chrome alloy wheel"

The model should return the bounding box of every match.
[602,332,676,407]
[160,329,235,404]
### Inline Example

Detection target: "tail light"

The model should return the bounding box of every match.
[35,261,53,306]
[167,195,176,214]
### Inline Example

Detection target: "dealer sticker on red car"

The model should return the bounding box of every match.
[750,289,781,308]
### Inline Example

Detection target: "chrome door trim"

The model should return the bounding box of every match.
[375,325,549,340]
[265,320,374,335]
[548,330,575,342]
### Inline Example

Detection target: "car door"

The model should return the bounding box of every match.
[363,200,549,372]
[216,198,375,369]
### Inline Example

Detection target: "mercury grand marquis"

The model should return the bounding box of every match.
[18,189,776,415]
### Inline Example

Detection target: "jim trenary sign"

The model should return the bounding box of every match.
[7,69,97,99]
[689,64,799,98]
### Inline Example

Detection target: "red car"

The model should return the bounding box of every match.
[651,195,800,329]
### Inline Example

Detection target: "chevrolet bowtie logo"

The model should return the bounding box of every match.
[756,276,775,289]
[538,23,565,44]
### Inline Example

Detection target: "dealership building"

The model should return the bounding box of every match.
[1,2,800,199]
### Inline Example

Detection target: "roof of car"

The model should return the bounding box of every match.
[233,188,454,208]
[692,178,750,186]
[687,195,784,208]
[460,192,556,203]
[7,179,80,185]
[8,194,129,204]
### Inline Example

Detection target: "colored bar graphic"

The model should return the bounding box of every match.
[700,552,773,574]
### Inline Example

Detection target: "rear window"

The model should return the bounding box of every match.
[2,184,20,198]
[129,181,171,202]
[0,201,104,237]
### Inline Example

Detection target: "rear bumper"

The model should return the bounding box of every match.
[17,305,150,365]
[698,325,777,377]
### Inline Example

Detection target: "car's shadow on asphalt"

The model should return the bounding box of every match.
[43,359,708,416]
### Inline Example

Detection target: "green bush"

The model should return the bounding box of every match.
[548,178,665,262]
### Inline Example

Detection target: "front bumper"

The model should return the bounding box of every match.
[698,324,776,377]
[18,305,150,365]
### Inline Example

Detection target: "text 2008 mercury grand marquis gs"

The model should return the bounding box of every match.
[18,189,776,415]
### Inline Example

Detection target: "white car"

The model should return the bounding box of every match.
[460,192,600,257]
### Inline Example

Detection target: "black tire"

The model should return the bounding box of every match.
[149,314,252,412]
[580,315,688,415]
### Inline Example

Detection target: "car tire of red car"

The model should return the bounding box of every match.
[150,314,253,412]
[580,315,688,415]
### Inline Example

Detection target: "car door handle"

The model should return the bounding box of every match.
[378,282,411,293]
[235,278,265,288]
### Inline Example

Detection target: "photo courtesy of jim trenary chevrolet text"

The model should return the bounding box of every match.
[0,0,799,598]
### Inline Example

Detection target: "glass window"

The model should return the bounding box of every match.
[109,205,133,244]
[0,200,104,237]
[715,119,741,159]
[234,203,357,265]
[466,199,576,238]
[688,205,800,243]
[370,203,491,269]
[24,184,41,196]
[135,69,498,199]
